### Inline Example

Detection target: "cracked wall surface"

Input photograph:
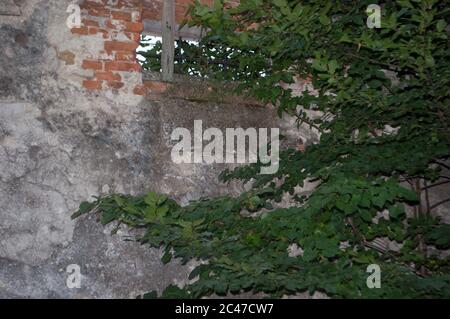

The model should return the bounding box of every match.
[0,0,319,298]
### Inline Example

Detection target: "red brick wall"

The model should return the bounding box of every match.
[69,0,239,95]
[71,0,143,92]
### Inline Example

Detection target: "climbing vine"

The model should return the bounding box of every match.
[74,0,450,298]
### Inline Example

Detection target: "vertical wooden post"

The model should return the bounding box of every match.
[161,0,175,82]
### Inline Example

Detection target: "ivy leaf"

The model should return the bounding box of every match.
[141,291,158,299]
[161,249,172,264]
[302,247,317,262]
[189,264,209,280]
[144,192,158,206]
[427,224,450,248]
[323,245,339,258]
[157,195,168,205]
[144,206,157,222]
[71,201,95,219]
[328,60,339,74]
[336,194,351,213]
[398,188,418,202]
[389,204,405,220]
[312,58,327,72]
[100,209,118,225]
[162,285,191,299]
[372,194,387,209]
[436,19,447,32]
[319,14,330,25]
[157,205,169,219]
[273,0,288,9]
[360,210,373,222]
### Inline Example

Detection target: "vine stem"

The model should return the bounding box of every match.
[346,217,423,277]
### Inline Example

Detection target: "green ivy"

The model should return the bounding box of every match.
[74,0,450,298]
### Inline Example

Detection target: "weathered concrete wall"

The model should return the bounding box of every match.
[2,1,448,300]
[0,1,316,298]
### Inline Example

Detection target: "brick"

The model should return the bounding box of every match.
[88,27,99,35]
[144,80,170,93]
[107,81,125,89]
[88,27,109,38]
[57,50,75,65]
[124,22,143,33]
[82,60,103,70]
[115,51,136,62]
[88,7,111,18]
[80,1,104,10]
[105,40,138,52]
[105,19,121,30]
[83,19,100,27]
[133,85,147,95]
[94,71,122,82]
[71,27,89,35]
[105,61,141,72]
[116,0,142,9]
[111,11,132,21]
[125,32,141,42]
[97,50,113,60]
[83,80,103,90]
[98,28,110,39]
[105,20,143,33]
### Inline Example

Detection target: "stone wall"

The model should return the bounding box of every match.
[0,0,316,298]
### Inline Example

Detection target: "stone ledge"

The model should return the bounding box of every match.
[142,70,266,107]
